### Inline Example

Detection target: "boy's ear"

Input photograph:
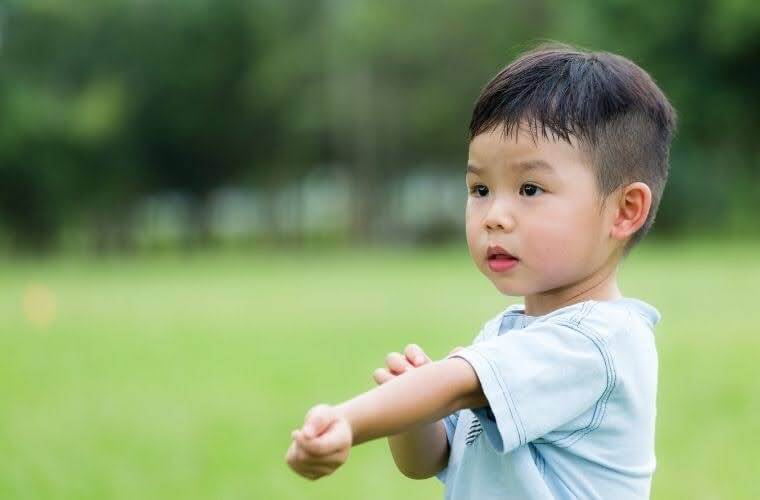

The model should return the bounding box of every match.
[609,182,652,241]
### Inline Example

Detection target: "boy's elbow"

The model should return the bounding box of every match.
[398,464,444,480]
[393,450,448,480]
[401,471,433,480]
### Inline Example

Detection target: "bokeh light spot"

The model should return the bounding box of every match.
[22,283,58,330]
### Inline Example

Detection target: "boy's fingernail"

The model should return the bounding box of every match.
[415,356,424,364]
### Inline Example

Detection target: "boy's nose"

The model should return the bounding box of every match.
[484,200,516,232]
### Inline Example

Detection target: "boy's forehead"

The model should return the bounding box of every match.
[467,126,586,172]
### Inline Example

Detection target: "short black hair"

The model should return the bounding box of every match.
[470,42,677,253]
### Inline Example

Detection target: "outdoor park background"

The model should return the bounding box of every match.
[0,1,758,499]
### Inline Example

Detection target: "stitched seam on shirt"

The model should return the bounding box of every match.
[545,319,617,448]
[470,347,526,444]
[567,301,585,324]
[467,347,527,446]
[551,324,615,447]
[634,310,654,328]
[560,301,583,325]
[573,300,596,326]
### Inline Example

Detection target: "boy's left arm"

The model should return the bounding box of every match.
[285,357,486,480]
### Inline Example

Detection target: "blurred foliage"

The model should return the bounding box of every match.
[0,0,758,251]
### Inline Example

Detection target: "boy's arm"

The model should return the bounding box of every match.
[387,420,449,479]
[336,357,486,445]
[287,357,486,480]
[376,344,466,480]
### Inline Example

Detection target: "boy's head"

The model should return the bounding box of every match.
[465,43,676,300]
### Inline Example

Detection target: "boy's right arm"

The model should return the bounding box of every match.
[374,345,460,479]
[288,351,485,480]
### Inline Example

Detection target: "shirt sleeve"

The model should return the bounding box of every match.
[449,319,613,454]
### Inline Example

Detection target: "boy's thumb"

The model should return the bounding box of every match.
[304,404,333,438]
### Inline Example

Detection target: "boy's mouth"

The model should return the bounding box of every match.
[487,244,519,272]
[487,244,517,260]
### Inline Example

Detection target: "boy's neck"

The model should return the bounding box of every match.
[522,258,622,317]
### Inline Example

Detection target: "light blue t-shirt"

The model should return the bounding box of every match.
[436,298,661,499]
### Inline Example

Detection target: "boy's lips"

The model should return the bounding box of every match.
[487,244,517,260]
[487,244,519,272]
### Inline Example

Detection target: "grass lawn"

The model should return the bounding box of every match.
[0,239,758,499]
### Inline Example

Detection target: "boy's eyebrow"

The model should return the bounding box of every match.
[466,160,555,175]
[514,160,555,173]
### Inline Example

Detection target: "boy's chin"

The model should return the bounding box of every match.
[487,275,547,298]
[479,266,532,297]
[489,281,524,297]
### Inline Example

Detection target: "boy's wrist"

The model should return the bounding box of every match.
[334,401,360,446]
[332,403,352,436]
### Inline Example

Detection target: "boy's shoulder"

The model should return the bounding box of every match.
[475,297,661,343]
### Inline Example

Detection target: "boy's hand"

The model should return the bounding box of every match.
[373,344,431,385]
[286,404,352,480]
[373,344,464,385]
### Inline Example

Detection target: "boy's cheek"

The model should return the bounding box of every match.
[465,229,484,260]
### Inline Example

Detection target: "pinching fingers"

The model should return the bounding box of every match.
[385,351,412,374]
[296,432,343,456]
[303,404,335,438]
[404,343,430,366]
[373,367,393,384]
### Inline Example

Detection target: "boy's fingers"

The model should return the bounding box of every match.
[293,429,307,442]
[294,433,321,458]
[373,368,393,385]
[293,431,347,462]
[385,352,412,375]
[285,440,297,463]
[298,430,346,456]
[303,404,335,438]
[300,465,335,481]
[288,440,315,469]
[303,416,327,440]
[404,343,430,366]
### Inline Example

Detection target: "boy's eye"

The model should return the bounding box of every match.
[519,183,544,197]
[470,184,489,197]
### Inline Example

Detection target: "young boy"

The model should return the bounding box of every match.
[285,42,676,499]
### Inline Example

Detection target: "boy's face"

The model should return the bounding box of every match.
[465,125,619,299]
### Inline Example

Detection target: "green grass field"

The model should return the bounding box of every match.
[1,240,758,499]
